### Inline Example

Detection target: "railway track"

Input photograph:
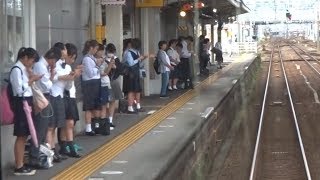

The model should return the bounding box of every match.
[249,44,312,180]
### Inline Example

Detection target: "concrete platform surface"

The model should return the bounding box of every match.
[4,57,226,180]
[87,54,256,180]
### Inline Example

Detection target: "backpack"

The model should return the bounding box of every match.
[153,56,161,75]
[0,66,23,125]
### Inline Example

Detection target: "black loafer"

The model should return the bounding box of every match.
[127,110,137,114]
[85,131,96,136]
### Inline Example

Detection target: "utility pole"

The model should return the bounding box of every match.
[317,0,320,51]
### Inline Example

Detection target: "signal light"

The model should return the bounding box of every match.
[286,10,292,20]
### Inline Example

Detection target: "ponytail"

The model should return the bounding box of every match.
[82,40,99,55]
[17,47,39,62]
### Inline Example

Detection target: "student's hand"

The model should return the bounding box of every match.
[169,66,174,70]
[74,68,82,77]
[147,54,156,59]
[139,55,146,61]
[29,74,44,84]
[96,58,104,66]
[76,65,83,70]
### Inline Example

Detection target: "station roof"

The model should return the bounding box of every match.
[165,0,250,20]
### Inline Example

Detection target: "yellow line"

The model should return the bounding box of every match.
[52,66,229,180]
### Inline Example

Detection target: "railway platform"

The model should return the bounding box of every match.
[5,54,257,180]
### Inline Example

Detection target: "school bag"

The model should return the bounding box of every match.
[153,56,161,75]
[0,66,22,125]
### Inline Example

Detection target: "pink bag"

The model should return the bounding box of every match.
[0,86,14,125]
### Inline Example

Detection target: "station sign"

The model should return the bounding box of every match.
[136,0,164,7]
[100,0,126,5]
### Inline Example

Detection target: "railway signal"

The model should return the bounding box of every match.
[286,10,292,20]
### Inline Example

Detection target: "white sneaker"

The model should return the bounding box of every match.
[168,86,173,91]
[173,85,178,90]
[110,127,114,130]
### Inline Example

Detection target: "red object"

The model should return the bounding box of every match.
[0,86,14,125]
[182,3,192,11]
[195,2,204,8]
[23,100,38,148]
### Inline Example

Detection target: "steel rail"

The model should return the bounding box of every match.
[249,45,274,180]
[294,45,320,64]
[289,44,320,77]
[278,45,312,180]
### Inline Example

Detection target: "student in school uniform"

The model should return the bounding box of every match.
[167,39,180,91]
[81,40,101,136]
[29,47,61,168]
[105,43,124,129]
[122,39,148,113]
[10,47,42,176]
[157,41,174,98]
[58,43,82,158]
[96,43,112,134]
[47,42,73,162]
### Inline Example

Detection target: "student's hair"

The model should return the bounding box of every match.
[178,36,185,42]
[123,38,132,52]
[53,42,65,51]
[106,43,116,53]
[97,43,104,51]
[186,36,194,42]
[131,38,141,50]
[102,38,107,46]
[199,35,205,41]
[65,43,78,59]
[204,38,210,44]
[82,39,99,55]
[44,47,62,61]
[16,47,40,62]
[158,41,167,49]
[176,43,183,49]
[168,39,178,47]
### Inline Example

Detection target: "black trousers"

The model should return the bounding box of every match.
[29,105,50,158]
[180,58,193,88]
[200,55,209,71]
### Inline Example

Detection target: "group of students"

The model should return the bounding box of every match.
[156,36,195,98]
[9,35,222,176]
[9,40,125,176]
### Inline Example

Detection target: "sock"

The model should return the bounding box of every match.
[137,103,141,109]
[128,106,134,112]
[86,124,92,132]
[109,116,113,123]
[173,85,177,89]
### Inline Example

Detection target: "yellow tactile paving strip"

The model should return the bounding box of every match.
[51,60,239,180]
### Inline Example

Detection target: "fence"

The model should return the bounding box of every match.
[232,42,258,54]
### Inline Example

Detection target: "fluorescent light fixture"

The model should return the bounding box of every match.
[213,8,217,13]
[180,11,186,17]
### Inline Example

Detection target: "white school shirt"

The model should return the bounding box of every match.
[167,47,180,65]
[158,50,171,73]
[82,54,100,81]
[50,59,72,98]
[180,40,192,58]
[10,61,32,97]
[33,56,52,94]
[99,60,111,88]
[68,81,76,98]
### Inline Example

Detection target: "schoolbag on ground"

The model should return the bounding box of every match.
[153,57,160,74]
[0,66,22,125]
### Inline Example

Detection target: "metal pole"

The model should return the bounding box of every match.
[48,14,51,49]
[317,2,320,51]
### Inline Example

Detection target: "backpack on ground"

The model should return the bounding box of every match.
[0,66,22,125]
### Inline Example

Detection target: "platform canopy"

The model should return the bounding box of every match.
[165,0,249,20]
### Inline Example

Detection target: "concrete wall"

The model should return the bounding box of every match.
[156,56,261,180]
[35,0,90,55]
